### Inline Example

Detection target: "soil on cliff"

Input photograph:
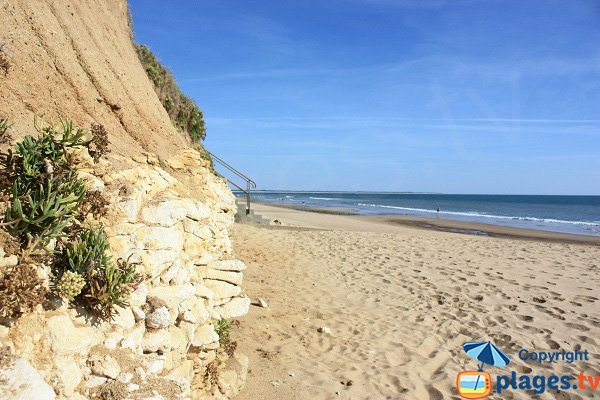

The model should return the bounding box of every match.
[0,0,190,159]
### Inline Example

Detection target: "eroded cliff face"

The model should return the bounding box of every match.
[1,148,249,400]
[0,1,249,399]
[0,0,189,159]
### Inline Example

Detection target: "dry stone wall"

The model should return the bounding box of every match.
[0,148,249,400]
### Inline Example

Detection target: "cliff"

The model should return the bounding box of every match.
[0,1,249,399]
[0,0,189,159]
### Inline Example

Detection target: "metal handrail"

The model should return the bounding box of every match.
[207,151,256,214]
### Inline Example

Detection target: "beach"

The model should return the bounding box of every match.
[231,204,600,399]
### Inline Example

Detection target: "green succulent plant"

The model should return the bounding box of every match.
[0,118,10,135]
[214,319,231,339]
[63,228,139,319]
[5,174,86,246]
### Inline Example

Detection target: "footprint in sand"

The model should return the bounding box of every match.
[565,322,590,332]
[426,385,444,400]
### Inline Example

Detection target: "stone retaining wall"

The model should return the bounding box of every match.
[0,148,249,400]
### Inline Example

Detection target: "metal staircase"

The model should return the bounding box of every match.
[207,151,257,217]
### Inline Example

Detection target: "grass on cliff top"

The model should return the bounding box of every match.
[135,44,207,144]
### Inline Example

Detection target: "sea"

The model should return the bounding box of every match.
[242,192,600,237]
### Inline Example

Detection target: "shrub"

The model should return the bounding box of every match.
[60,228,140,319]
[214,319,231,339]
[1,122,91,251]
[89,123,110,162]
[134,44,207,143]
[0,119,10,144]
[4,174,86,247]
[0,119,133,320]
[0,263,47,318]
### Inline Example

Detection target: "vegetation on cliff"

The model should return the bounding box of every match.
[0,120,139,319]
[135,44,207,143]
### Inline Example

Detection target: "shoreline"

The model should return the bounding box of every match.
[233,202,600,399]
[253,201,600,245]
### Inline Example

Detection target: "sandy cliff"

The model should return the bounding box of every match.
[0,0,188,159]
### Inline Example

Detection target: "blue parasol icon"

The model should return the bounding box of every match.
[463,341,511,393]
[463,341,511,371]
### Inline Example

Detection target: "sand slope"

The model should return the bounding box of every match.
[0,0,188,159]
[232,205,600,399]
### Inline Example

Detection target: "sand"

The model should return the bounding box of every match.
[0,0,189,160]
[231,204,600,399]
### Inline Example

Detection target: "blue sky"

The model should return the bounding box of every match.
[129,0,600,194]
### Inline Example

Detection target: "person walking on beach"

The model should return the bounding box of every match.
[436,207,440,218]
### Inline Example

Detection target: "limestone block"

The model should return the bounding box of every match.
[183,220,214,240]
[121,323,145,352]
[169,325,189,354]
[181,296,210,325]
[133,250,179,276]
[77,170,105,191]
[129,283,149,307]
[185,200,212,222]
[146,307,171,329]
[145,357,165,375]
[141,200,189,226]
[134,226,184,251]
[132,306,146,322]
[200,266,243,286]
[88,353,121,379]
[160,259,189,285]
[180,321,197,343]
[204,279,241,300]
[105,222,144,237]
[106,235,133,258]
[215,297,251,319]
[147,283,196,309]
[191,324,219,347]
[164,149,207,170]
[183,234,210,259]
[45,315,98,356]
[54,357,83,396]
[142,329,172,353]
[85,375,107,388]
[112,306,135,330]
[116,197,143,222]
[195,252,216,265]
[166,360,194,397]
[0,358,56,400]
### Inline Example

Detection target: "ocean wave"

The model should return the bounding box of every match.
[309,197,338,201]
[356,203,600,226]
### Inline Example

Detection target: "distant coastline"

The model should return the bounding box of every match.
[241,192,600,237]
[243,190,442,195]
[253,201,600,245]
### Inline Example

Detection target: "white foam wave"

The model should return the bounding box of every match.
[356,203,600,226]
[309,197,338,201]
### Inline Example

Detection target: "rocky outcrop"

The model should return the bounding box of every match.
[0,149,249,399]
